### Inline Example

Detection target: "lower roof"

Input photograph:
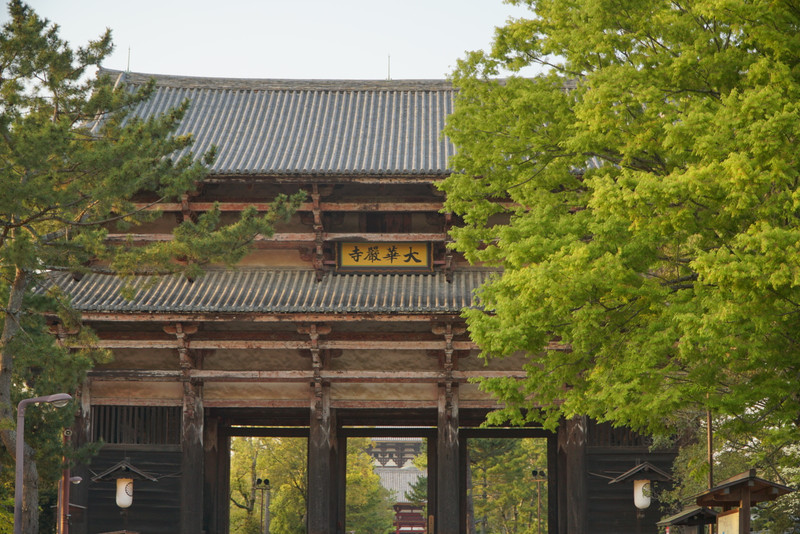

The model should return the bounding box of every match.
[42,269,494,315]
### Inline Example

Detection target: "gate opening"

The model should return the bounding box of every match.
[229,436,308,534]
[466,437,548,534]
[354,436,429,534]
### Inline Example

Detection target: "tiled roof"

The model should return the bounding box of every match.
[43,269,493,315]
[100,69,456,177]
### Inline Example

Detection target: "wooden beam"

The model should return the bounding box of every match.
[84,398,504,410]
[92,338,477,350]
[86,369,527,383]
[203,399,309,408]
[138,201,446,212]
[87,397,182,406]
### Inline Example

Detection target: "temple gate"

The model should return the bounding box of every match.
[46,71,674,534]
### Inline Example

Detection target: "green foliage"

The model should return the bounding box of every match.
[467,438,547,534]
[442,0,800,520]
[229,437,394,534]
[229,437,306,534]
[403,441,428,516]
[405,474,428,508]
[0,1,302,529]
[345,438,394,534]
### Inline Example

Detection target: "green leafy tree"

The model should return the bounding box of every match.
[466,438,546,534]
[0,2,302,532]
[229,437,394,534]
[229,437,272,534]
[441,0,800,516]
[345,438,394,534]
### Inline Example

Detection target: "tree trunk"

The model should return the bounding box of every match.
[0,267,41,534]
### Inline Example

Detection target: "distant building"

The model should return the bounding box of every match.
[367,438,427,532]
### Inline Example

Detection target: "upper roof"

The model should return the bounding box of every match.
[101,69,456,177]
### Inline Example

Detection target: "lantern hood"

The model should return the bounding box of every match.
[608,461,673,485]
[90,459,158,482]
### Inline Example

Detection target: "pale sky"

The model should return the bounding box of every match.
[15,0,535,80]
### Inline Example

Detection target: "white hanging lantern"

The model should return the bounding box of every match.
[633,479,651,510]
[116,477,134,508]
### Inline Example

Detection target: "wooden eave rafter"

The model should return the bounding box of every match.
[200,174,446,185]
[77,312,463,323]
[140,201,448,212]
[105,232,449,247]
[90,337,478,351]
[87,398,506,410]
[87,369,528,383]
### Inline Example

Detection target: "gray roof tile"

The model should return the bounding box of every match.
[100,70,456,177]
[43,269,493,315]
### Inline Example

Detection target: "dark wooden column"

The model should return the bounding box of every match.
[547,432,559,534]
[436,382,459,534]
[427,432,438,533]
[172,327,205,534]
[308,383,336,533]
[70,382,91,534]
[558,416,587,534]
[306,324,338,534]
[335,429,347,534]
[181,377,204,534]
[203,416,230,534]
[739,485,751,534]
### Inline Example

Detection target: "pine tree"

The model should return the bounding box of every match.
[0,3,302,531]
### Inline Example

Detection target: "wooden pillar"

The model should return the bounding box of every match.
[204,416,230,534]
[308,382,336,534]
[335,430,346,534]
[304,324,338,533]
[558,416,587,534]
[181,379,204,534]
[170,326,205,534]
[739,486,751,534]
[70,381,91,534]
[436,383,459,534]
[427,433,438,534]
[546,432,559,534]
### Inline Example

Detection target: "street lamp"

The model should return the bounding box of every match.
[531,469,547,534]
[14,393,72,534]
[254,477,271,534]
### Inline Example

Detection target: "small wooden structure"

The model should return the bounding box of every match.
[656,506,718,534]
[393,503,427,533]
[694,469,793,533]
[46,70,677,534]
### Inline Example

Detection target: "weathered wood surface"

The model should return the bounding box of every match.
[87,369,527,382]
[436,384,460,534]
[181,380,204,533]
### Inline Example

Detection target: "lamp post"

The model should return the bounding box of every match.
[14,393,72,534]
[531,469,546,534]
[254,477,270,534]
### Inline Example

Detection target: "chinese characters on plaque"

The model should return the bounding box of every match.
[338,242,431,271]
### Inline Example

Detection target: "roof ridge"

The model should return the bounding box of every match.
[99,69,454,92]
